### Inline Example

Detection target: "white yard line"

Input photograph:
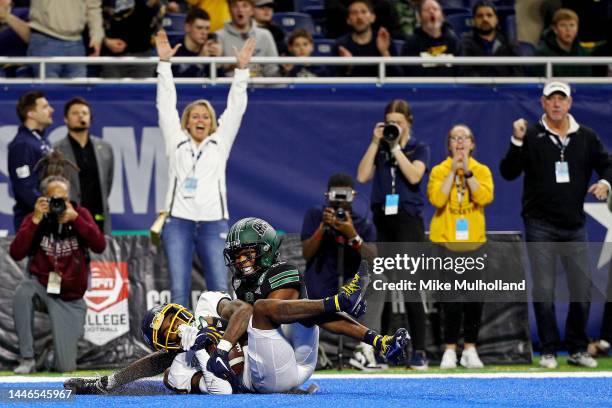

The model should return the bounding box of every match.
[1,372,612,383]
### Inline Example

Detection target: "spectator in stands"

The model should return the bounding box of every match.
[24,0,104,78]
[325,0,402,40]
[253,0,286,55]
[301,173,383,370]
[500,81,612,369]
[357,99,430,369]
[535,8,591,77]
[10,175,106,373]
[171,8,222,77]
[458,1,523,77]
[185,0,231,32]
[336,0,401,77]
[282,28,330,77]
[427,124,494,369]
[53,97,114,235]
[101,0,165,78]
[154,30,255,306]
[281,28,330,77]
[0,0,29,77]
[562,0,608,52]
[0,0,28,43]
[8,91,54,232]
[401,0,459,76]
[216,0,279,77]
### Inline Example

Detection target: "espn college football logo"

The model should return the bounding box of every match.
[84,262,130,346]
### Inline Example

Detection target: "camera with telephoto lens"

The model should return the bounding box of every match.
[383,122,401,143]
[48,197,66,216]
[334,207,346,221]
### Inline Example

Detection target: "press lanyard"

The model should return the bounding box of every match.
[32,130,52,154]
[48,233,63,278]
[550,134,569,161]
[189,146,203,176]
[390,167,397,195]
[455,174,466,215]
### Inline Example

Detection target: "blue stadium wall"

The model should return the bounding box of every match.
[2,83,612,236]
[0,83,610,353]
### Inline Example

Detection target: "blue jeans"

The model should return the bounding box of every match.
[524,217,591,355]
[162,217,229,308]
[27,32,87,78]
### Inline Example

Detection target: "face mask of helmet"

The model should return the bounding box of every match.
[142,303,193,351]
[225,246,263,278]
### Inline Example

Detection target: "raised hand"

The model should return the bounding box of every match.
[155,29,181,62]
[338,46,352,58]
[376,27,391,56]
[234,37,256,69]
[372,122,384,143]
[513,118,527,140]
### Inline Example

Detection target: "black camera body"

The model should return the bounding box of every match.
[48,197,67,216]
[383,123,401,143]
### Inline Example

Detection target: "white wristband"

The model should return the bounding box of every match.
[391,145,401,153]
[218,339,233,352]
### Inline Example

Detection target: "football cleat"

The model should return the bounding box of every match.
[332,261,371,318]
[380,328,410,365]
[64,376,109,395]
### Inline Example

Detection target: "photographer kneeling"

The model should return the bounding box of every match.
[301,173,383,369]
[10,175,106,373]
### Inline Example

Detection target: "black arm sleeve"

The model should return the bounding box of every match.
[500,141,525,181]
[109,350,177,390]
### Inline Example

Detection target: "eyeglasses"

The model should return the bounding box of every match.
[449,135,472,142]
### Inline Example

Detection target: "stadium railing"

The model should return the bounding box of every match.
[0,56,611,84]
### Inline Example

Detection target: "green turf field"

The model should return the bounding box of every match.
[1,357,610,377]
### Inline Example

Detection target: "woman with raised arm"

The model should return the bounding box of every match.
[155,30,256,307]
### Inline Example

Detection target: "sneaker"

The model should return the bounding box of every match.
[337,261,371,318]
[567,352,598,368]
[361,343,388,369]
[460,347,484,369]
[539,354,558,369]
[380,328,410,365]
[588,339,610,357]
[64,376,109,395]
[408,350,429,370]
[13,358,36,374]
[349,343,388,371]
[440,349,457,369]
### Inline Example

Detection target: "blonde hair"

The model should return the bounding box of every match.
[553,8,579,26]
[180,99,218,135]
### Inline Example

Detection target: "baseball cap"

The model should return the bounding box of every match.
[254,0,274,6]
[543,81,571,97]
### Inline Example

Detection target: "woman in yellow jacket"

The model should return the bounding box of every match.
[427,124,494,369]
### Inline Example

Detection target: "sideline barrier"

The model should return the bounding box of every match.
[0,233,534,369]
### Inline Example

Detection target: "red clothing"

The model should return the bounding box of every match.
[10,204,106,301]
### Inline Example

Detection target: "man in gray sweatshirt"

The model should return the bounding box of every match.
[216,0,279,77]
